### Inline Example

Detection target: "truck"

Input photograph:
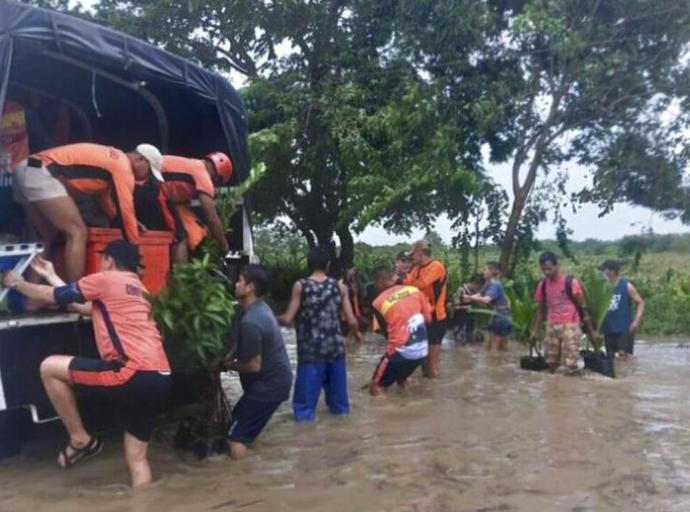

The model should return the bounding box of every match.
[0,0,253,456]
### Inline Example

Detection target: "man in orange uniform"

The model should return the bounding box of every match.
[12,142,163,280]
[404,239,447,379]
[160,152,233,264]
[371,267,431,396]
[3,240,171,488]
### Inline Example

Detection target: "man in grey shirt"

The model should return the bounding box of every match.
[224,264,293,459]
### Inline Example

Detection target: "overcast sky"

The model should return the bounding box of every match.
[357,162,690,246]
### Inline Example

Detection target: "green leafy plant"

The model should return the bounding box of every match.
[579,266,615,351]
[505,280,540,351]
[200,162,267,260]
[149,255,235,370]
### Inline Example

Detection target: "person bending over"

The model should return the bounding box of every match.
[2,241,171,488]
[160,152,233,264]
[224,264,293,459]
[467,262,512,353]
[370,267,431,396]
[278,247,361,422]
[12,143,163,280]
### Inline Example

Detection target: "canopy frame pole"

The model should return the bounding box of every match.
[40,49,170,152]
[10,81,94,141]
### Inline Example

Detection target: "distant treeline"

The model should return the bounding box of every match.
[539,233,690,256]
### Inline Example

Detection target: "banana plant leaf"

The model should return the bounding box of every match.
[467,308,496,318]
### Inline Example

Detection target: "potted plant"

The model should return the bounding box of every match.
[149,254,237,457]
[579,266,616,378]
[505,281,545,371]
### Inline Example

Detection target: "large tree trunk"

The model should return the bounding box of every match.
[499,190,529,276]
[498,82,566,275]
[336,225,354,269]
[499,134,552,276]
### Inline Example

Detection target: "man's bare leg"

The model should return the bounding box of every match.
[24,203,58,261]
[370,382,386,396]
[423,345,441,379]
[33,197,87,281]
[170,240,189,266]
[229,441,249,460]
[488,334,500,353]
[123,432,152,488]
[23,203,59,310]
[488,334,508,353]
[40,355,91,464]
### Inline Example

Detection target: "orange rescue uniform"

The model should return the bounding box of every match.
[60,270,170,386]
[404,260,448,322]
[33,143,139,243]
[373,285,432,357]
[160,155,215,250]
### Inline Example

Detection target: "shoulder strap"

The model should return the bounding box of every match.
[565,275,575,302]
[565,275,586,322]
[540,278,547,299]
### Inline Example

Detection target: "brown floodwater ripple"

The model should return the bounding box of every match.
[3,333,690,511]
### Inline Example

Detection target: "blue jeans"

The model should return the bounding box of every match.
[293,357,349,422]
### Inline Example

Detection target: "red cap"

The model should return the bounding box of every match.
[205,152,233,184]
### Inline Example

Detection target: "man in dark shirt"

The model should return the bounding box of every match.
[224,264,293,460]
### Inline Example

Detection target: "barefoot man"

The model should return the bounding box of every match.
[2,241,171,488]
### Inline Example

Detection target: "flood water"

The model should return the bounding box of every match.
[3,332,690,511]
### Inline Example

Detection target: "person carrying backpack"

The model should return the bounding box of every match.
[530,252,599,373]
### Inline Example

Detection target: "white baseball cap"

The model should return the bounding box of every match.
[135,143,164,182]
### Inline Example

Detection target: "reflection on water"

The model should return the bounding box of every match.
[3,333,690,511]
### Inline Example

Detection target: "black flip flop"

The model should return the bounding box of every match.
[59,437,104,469]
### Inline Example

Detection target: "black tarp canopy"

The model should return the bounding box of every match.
[0,0,249,184]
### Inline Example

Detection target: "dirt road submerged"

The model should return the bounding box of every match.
[2,333,690,512]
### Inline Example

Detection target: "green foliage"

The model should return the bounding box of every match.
[255,230,690,338]
[579,267,615,337]
[579,267,615,351]
[56,0,690,278]
[505,280,539,348]
[149,255,234,370]
[199,162,267,260]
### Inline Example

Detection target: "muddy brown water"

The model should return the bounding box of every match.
[3,332,690,511]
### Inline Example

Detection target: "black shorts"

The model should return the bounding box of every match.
[228,395,284,445]
[427,319,448,346]
[72,365,172,442]
[605,332,635,355]
[133,183,187,241]
[372,352,424,388]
